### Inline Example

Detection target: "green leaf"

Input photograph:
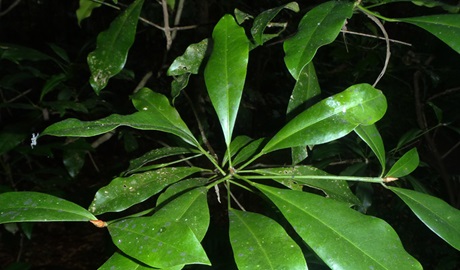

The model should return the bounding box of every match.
[262,84,387,154]
[126,146,197,175]
[251,2,299,46]
[389,187,460,251]
[0,192,96,223]
[87,0,144,94]
[89,167,203,215]
[400,14,460,54]
[154,187,210,241]
[204,14,249,146]
[99,252,163,270]
[355,124,386,174]
[42,88,199,148]
[63,149,86,178]
[233,138,266,166]
[108,217,210,268]
[287,62,321,165]
[229,209,307,270]
[256,185,422,270]
[171,73,191,102]
[168,39,209,76]
[157,178,209,205]
[222,135,253,166]
[254,166,360,205]
[40,73,68,101]
[0,126,28,155]
[76,0,102,26]
[283,1,354,79]
[385,148,419,178]
[0,43,54,64]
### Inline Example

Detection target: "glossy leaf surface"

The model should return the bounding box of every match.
[229,209,307,270]
[385,148,419,178]
[0,192,96,223]
[233,138,266,166]
[168,39,208,76]
[390,187,460,250]
[154,187,209,241]
[355,124,386,173]
[284,1,353,79]
[251,2,299,46]
[262,84,387,154]
[222,135,253,166]
[401,14,460,54]
[157,178,208,205]
[204,14,249,146]
[108,217,210,268]
[256,185,422,270]
[89,167,203,215]
[254,166,360,205]
[42,88,199,147]
[99,252,182,270]
[87,0,144,93]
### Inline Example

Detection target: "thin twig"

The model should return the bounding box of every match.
[171,0,185,40]
[340,29,411,46]
[161,0,172,51]
[133,71,153,93]
[0,0,21,17]
[427,86,460,101]
[364,13,391,87]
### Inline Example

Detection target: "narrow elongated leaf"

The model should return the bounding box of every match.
[254,166,360,205]
[108,217,210,268]
[168,39,209,76]
[222,135,253,166]
[87,0,144,93]
[390,187,460,251]
[204,14,249,146]
[355,124,386,173]
[76,0,102,26]
[0,192,96,223]
[233,138,266,166]
[42,88,200,148]
[127,146,197,174]
[89,167,203,215]
[287,62,321,164]
[284,1,353,79]
[401,15,460,54]
[385,148,419,178]
[262,84,387,154]
[154,187,209,241]
[229,209,307,270]
[251,2,299,46]
[256,185,422,270]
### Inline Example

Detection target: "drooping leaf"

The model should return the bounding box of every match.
[0,192,96,223]
[400,14,460,54]
[254,166,360,205]
[126,146,198,175]
[251,2,299,46]
[355,124,386,174]
[284,1,354,79]
[262,84,387,154]
[171,73,191,102]
[287,62,321,165]
[154,187,210,241]
[108,217,210,268]
[76,0,102,26]
[389,187,460,251]
[229,209,307,270]
[87,0,144,94]
[256,185,422,270]
[168,39,209,76]
[89,167,204,215]
[42,88,200,148]
[385,148,419,178]
[222,135,253,166]
[204,14,249,146]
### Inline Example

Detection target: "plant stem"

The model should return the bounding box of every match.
[356,5,400,23]
[244,174,385,183]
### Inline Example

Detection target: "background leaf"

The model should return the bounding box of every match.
[0,192,96,223]
[76,0,102,26]
[108,217,210,268]
[401,14,460,54]
[256,185,422,270]
[87,0,144,93]
[204,14,249,146]
[389,187,460,251]
[283,1,354,79]
[168,39,208,76]
[229,209,307,270]
[89,167,203,215]
[385,148,419,178]
[262,84,387,154]
[355,124,386,174]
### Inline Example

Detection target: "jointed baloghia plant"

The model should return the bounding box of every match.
[1,0,460,269]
